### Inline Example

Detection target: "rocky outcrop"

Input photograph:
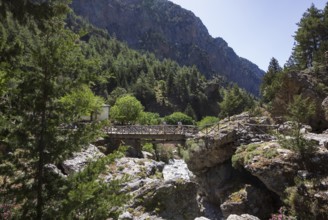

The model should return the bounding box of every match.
[220,184,274,219]
[105,157,201,220]
[305,132,328,148]
[233,142,299,197]
[61,144,105,175]
[233,140,328,219]
[184,113,279,219]
[139,181,200,220]
[187,130,237,173]
[162,159,194,182]
[187,112,275,174]
[71,0,264,95]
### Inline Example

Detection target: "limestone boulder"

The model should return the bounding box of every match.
[162,159,194,182]
[305,132,328,149]
[105,157,200,220]
[137,181,200,220]
[220,184,274,219]
[61,144,105,175]
[186,129,237,173]
[232,142,300,197]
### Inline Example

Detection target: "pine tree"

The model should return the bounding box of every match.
[294,4,323,68]
[219,84,253,118]
[260,57,282,103]
[0,2,104,219]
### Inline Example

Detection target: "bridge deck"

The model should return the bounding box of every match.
[106,125,198,141]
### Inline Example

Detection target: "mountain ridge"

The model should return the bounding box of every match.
[71,0,265,95]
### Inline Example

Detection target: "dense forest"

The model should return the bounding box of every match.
[67,14,256,121]
[1,0,328,219]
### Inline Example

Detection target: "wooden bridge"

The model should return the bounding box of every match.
[105,125,199,142]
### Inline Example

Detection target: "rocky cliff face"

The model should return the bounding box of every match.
[185,112,328,219]
[70,0,264,95]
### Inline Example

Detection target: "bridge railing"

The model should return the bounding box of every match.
[105,125,198,136]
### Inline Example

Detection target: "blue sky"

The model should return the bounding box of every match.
[169,0,327,71]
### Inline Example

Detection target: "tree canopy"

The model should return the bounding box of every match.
[219,84,254,118]
[0,2,110,219]
[260,57,283,103]
[293,3,328,68]
[110,95,144,124]
[164,112,194,125]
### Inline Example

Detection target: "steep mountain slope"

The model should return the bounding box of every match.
[70,0,264,95]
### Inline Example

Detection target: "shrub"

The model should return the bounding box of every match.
[110,95,144,124]
[155,144,174,163]
[177,145,190,162]
[197,116,219,129]
[55,147,130,219]
[285,95,315,156]
[138,112,161,125]
[142,143,155,154]
[232,143,278,169]
[164,112,194,125]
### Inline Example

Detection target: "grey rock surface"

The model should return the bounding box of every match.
[226,214,260,220]
[61,144,105,175]
[163,159,194,182]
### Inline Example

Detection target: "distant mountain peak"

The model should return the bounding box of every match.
[71,0,264,95]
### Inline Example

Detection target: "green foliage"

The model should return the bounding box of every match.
[164,112,194,125]
[278,95,316,155]
[197,116,220,129]
[110,95,144,124]
[287,95,316,125]
[155,144,174,163]
[232,143,278,169]
[219,84,254,118]
[184,103,197,120]
[59,84,104,120]
[107,87,128,106]
[0,4,105,219]
[177,145,190,162]
[293,4,328,68]
[54,147,129,219]
[260,57,283,103]
[283,178,328,219]
[142,143,155,154]
[138,111,161,125]
[76,25,224,119]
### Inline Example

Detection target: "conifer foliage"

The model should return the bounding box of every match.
[0,1,106,219]
[293,3,328,68]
